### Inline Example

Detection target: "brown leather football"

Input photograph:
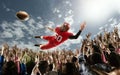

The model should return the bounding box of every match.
[16,11,29,21]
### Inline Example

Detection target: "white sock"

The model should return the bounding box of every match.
[41,36,43,39]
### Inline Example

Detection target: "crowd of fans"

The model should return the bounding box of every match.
[0,27,120,75]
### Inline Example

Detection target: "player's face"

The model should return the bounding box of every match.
[60,23,69,32]
[60,25,67,32]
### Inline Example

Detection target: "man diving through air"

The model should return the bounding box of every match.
[34,21,86,50]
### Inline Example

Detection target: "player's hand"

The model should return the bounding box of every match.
[80,21,86,31]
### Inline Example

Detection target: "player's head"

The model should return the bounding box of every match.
[60,22,70,32]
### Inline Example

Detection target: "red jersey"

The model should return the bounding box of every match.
[41,27,73,49]
[55,27,73,44]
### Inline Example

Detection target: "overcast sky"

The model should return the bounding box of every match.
[0,0,120,51]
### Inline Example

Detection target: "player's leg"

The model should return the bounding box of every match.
[34,44,42,47]
[34,36,43,46]
[40,36,56,49]
[34,36,51,46]
[34,36,54,40]
[42,36,54,41]
[34,36,43,39]
[35,36,56,49]
[34,36,51,47]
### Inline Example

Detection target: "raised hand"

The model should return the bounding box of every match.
[86,32,91,38]
[1,45,5,55]
[80,21,86,31]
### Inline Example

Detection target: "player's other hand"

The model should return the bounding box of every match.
[80,21,86,31]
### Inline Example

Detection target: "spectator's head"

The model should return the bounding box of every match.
[65,62,77,75]
[60,22,70,32]
[38,61,48,75]
[108,52,120,68]
[61,62,78,75]
[48,63,53,71]
[71,56,77,63]
[90,52,103,64]
[92,45,101,53]
[26,60,35,75]
[2,61,18,75]
[108,43,115,52]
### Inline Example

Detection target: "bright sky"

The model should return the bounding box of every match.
[74,0,120,24]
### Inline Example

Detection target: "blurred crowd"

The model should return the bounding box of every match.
[0,27,120,75]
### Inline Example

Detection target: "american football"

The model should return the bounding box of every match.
[16,11,29,21]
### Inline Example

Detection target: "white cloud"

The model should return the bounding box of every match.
[97,16,120,35]
[47,21,55,27]
[64,15,74,25]
[1,21,25,39]
[1,21,10,30]
[105,24,108,27]
[6,8,10,12]
[28,19,36,28]
[68,36,83,44]
[61,41,71,49]
[110,19,117,28]
[58,14,62,18]
[36,22,44,29]
[37,16,42,20]
[99,26,103,31]
[111,18,117,26]
[68,10,73,14]
[44,21,55,35]
[2,3,10,12]
[0,17,46,50]
[14,28,24,40]
[1,31,13,38]
[2,3,15,12]
[65,1,72,6]
[53,8,60,13]
[108,17,113,22]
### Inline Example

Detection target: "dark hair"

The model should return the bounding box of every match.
[90,52,103,64]
[26,60,35,74]
[65,62,75,75]
[92,45,101,53]
[71,56,77,63]
[108,52,120,68]
[2,61,18,75]
[48,64,53,71]
[38,61,48,75]
[108,43,115,52]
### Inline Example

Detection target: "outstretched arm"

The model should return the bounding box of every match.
[46,27,55,32]
[69,22,86,39]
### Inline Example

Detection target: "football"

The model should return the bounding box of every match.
[16,11,29,21]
